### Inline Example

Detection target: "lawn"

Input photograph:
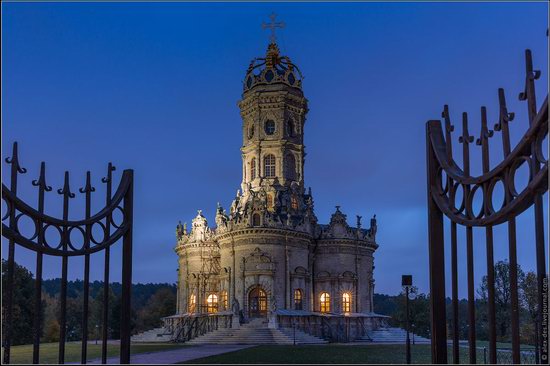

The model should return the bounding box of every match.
[2,342,188,364]
[182,344,487,364]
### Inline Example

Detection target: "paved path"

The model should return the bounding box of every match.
[86,345,253,364]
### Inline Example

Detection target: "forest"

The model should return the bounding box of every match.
[2,260,176,345]
[2,259,541,348]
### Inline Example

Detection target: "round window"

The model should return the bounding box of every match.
[265,120,276,135]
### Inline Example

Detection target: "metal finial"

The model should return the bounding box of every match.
[494,88,514,158]
[262,12,285,44]
[476,107,494,146]
[442,105,455,159]
[79,171,96,194]
[57,171,75,198]
[101,162,116,183]
[5,142,27,174]
[32,162,52,192]
[458,112,474,176]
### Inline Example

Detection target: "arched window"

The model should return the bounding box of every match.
[221,291,228,310]
[291,195,299,210]
[287,119,295,137]
[320,292,331,313]
[189,294,196,313]
[265,120,276,135]
[267,194,274,211]
[207,294,218,313]
[250,158,256,180]
[294,289,303,310]
[264,154,276,178]
[342,292,351,313]
[252,213,261,227]
[285,154,296,181]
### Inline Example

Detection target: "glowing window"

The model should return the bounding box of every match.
[291,195,299,210]
[265,120,276,135]
[188,294,196,313]
[250,158,256,180]
[320,292,331,313]
[294,289,303,310]
[342,292,351,313]
[264,154,276,178]
[207,294,218,313]
[221,291,228,310]
[267,194,274,211]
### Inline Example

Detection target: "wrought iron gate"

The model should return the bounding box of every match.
[2,142,134,364]
[426,49,548,363]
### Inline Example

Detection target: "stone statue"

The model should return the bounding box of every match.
[270,295,277,313]
[231,298,240,315]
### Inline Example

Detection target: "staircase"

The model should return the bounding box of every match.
[131,327,173,343]
[359,327,430,344]
[185,318,327,345]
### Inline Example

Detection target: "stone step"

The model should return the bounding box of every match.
[131,327,173,343]
[359,327,430,344]
[185,326,326,345]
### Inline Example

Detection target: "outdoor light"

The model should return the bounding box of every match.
[402,275,413,364]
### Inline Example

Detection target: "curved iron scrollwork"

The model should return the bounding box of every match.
[2,168,132,256]
[426,49,548,365]
[428,97,548,227]
[1,142,133,365]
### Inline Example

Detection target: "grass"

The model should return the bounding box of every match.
[474,339,535,350]
[3,342,188,364]
[181,344,487,364]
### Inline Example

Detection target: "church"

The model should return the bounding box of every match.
[171,22,380,339]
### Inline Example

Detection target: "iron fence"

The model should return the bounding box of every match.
[2,142,134,364]
[426,49,548,364]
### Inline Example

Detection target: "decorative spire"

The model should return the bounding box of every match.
[262,12,285,45]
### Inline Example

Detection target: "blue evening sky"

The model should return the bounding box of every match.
[2,2,548,297]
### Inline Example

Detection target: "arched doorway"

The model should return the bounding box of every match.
[248,286,267,318]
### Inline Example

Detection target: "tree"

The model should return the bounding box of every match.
[392,286,431,339]
[477,260,525,341]
[1,260,42,345]
[135,287,176,333]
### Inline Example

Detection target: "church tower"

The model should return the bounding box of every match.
[238,41,308,197]
[173,15,379,330]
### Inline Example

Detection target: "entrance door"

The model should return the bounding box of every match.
[248,287,267,318]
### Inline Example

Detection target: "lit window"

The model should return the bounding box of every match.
[342,292,351,313]
[189,294,196,313]
[258,289,267,311]
[320,292,330,313]
[267,194,274,211]
[221,291,228,310]
[250,158,256,180]
[265,120,276,135]
[264,154,276,178]
[252,213,261,227]
[291,195,299,210]
[294,289,303,310]
[207,294,218,313]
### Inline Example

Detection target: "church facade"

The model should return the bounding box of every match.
[174,41,379,325]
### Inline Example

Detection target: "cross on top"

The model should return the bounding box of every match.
[262,12,285,44]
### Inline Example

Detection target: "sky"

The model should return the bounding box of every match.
[2,2,548,297]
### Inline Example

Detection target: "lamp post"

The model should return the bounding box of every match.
[95,324,99,345]
[402,275,413,364]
